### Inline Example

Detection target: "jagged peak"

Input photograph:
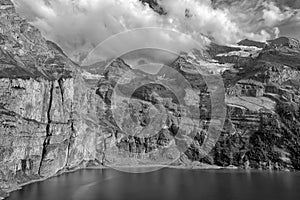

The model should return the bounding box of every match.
[109,58,132,70]
[139,0,167,15]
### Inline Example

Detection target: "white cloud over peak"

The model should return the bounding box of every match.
[12,0,300,63]
[262,1,294,26]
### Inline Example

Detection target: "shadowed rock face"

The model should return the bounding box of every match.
[139,0,167,15]
[1,0,300,198]
[0,1,102,197]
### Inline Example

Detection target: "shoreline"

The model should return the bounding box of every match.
[0,164,248,200]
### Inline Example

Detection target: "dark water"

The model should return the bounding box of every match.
[7,169,300,200]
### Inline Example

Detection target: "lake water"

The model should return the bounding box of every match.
[7,168,300,200]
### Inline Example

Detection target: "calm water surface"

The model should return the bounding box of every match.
[7,169,300,200]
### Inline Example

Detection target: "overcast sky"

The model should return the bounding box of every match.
[12,0,300,63]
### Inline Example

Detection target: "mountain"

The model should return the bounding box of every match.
[1,0,300,198]
[0,0,102,198]
[207,39,300,170]
[237,39,267,49]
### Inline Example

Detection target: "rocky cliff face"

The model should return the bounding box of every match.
[0,0,103,197]
[83,39,300,172]
[208,40,300,171]
[1,0,300,198]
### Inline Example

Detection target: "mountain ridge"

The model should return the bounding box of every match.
[1,0,300,199]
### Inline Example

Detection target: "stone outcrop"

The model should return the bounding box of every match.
[267,37,300,49]
[0,74,103,193]
[228,80,264,97]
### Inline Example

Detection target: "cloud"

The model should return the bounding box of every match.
[14,0,165,62]
[262,1,294,26]
[82,28,207,66]
[213,0,300,40]
[160,0,242,43]
[12,0,300,63]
